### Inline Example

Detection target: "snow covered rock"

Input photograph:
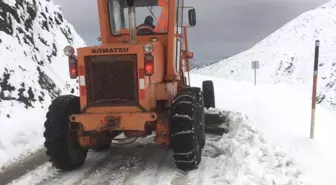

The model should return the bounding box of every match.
[0,0,85,169]
[192,0,336,110]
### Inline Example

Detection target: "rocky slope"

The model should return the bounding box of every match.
[0,0,85,169]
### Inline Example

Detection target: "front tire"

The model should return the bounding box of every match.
[170,88,203,171]
[43,95,88,171]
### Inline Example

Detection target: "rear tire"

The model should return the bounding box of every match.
[202,80,215,108]
[43,95,88,171]
[170,88,204,171]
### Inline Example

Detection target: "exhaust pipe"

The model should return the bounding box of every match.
[128,0,136,44]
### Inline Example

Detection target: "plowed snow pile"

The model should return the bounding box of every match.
[197,110,304,185]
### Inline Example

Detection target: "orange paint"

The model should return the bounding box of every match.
[155,0,169,33]
[71,110,157,131]
[78,65,84,75]
[69,0,196,149]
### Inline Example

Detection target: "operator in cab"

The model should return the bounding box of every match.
[136,0,168,35]
[136,16,155,35]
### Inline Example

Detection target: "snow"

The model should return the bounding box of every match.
[9,107,306,185]
[191,73,336,185]
[9,73,317,185]
[192,0,336,111]
[8,151,111,185]
[1,0,335,184]
[8,163,59,185]
[190,1,336,183]
[0,0,85,170]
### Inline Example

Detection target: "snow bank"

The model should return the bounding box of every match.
[192,0,336,110]
[200,111,304,185]
[0,0,85,170]
[191,73,336,185]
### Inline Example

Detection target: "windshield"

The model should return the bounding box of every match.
[107,0,169,36]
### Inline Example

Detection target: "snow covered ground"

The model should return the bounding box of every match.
[9,73,332,185]
[191,74,336,185]
[8,112,305,185]
[1,0,335,184]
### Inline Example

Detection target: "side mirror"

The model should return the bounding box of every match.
[188,8,196,26]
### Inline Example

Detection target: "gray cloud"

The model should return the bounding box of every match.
[55,0,329,62]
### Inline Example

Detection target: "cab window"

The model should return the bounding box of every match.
[107,0,169,36]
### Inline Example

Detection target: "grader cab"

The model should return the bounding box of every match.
[43,0,224,172]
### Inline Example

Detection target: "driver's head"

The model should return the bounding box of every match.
[144,16,154,25]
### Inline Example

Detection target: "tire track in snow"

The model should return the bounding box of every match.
[170,157,210,185]
[0,148,48,185]
[8,147,120,185]
[120,135,223,185]
[7,111,230,185]
[36,149,117,185]
[8,135,224,185]
[7,111,231,185]
[78,144,163,185]
[7,110,306,185]
[122,148,172,185]
[7,141,176,185]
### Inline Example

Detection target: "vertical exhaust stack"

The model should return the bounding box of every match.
[127,0,136,44]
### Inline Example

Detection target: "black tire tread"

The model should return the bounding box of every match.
[180,87,205,148]
[43,95,88,171]
[170,89,203,171]
[202,80,215,109]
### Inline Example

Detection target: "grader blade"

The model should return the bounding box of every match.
[204,108,230,135]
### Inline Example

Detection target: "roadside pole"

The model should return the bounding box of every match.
[251,61,259,85]
[310,40,320,139]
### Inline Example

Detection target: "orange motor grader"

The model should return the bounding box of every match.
[43,0,218,172]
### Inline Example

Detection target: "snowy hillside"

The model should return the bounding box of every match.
[0,0,85,169]
[192,0,336,110]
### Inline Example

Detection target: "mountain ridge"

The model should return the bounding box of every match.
[192,0,336,110]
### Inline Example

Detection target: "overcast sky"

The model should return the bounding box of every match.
[54,0,330,63]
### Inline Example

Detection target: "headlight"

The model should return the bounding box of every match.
[143,43,153,53]
[64,46,75,56]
